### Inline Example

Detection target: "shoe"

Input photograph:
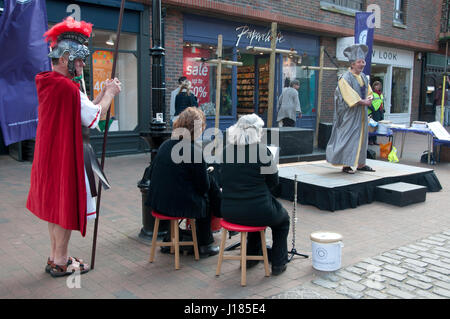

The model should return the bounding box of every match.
[342,166,355,174]
[271,264,287,276]
[199,244,219,258]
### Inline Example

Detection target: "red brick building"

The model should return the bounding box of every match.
[147,0,441,130]
[0,0,442,157]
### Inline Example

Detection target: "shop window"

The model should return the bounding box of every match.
[393,0,406,25]
[89,30,138,132]
[391,67,410,114]
[282,55,317,116]
[182,43,233,117]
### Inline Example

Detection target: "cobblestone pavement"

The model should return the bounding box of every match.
[271,230,450,299]
[0,132,449,299]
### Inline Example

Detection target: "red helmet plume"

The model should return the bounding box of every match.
[44,16,93,48]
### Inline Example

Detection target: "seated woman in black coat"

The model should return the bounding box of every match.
[174,80,198,121]
[146,107,220,257]
[220,114,290,275]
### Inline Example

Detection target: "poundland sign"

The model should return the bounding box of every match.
[337,37,413,68]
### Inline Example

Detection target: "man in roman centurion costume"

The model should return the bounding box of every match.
[326,43,375,174]
[27,17,121,277]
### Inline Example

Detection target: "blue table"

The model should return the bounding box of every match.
[389,127,437,164]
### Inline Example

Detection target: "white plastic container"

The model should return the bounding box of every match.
[310,231,343,271]
[377,120,392,135]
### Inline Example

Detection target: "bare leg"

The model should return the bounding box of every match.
[48,223,56,261]
[52,224,72,266]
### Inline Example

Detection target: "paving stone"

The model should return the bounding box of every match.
[432,250,450,258]
[428,266,450,276]
[345,266,366,276]
[389,280,416,292]
[415,290,445,299]
[341,280,366,292]
[427,236,447,242]
[406,272,433,283]
[381,252,403,261]
[318,273,341,283]
[383,264,408,274]
[362,257,384,267]
[393,250,420,259]
[422,258,450,270]
[417,251,441,259]
[402,263,427,274]
[335,270,362,282]
[397,246,419,254]
[405,279,432,290]
[442,231,450,237]
[367,273,386,282]
[420,239,445,246]
[433,288,450,298]
[380,270,406,281]
[426,271,450,282]
[354,262,381,273]
[335,286,363,299]
[403,258,428,268]
[373,255,401,265]
[362,279,385,291]
[434,246,450,253]
[434,281,450,291]
[407,244,429,252]
[312,278,339,289]
[0,218,10,224]
[365,290,388,299]
[414,242,435,249]
[434,234,450,241]
[386,288,416,299]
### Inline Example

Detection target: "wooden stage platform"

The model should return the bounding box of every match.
[277,159,442,212]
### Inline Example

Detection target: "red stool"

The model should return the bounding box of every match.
[149,211,199,270]
[215,219,270,286]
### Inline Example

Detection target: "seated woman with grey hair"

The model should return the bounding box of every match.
[220,114,290,276]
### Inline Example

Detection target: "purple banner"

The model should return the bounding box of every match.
[0,0,51,146]
[354,12,375,77]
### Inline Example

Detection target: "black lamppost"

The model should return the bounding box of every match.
[137,0,171,240]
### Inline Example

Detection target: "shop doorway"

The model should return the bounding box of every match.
[236,52,270,121]
[371,64,388,91]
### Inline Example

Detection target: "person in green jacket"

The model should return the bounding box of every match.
[368,81,385,145]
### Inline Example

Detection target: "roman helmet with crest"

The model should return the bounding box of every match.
[44,16,93,77]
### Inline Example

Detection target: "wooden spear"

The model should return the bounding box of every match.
[90,0,126,270]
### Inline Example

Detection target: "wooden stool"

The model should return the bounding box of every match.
[149,211,199,270]
[215,219,270,286]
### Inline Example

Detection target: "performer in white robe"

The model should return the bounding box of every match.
[326,44,375,174]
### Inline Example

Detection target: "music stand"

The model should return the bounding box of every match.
[288,174,308,261]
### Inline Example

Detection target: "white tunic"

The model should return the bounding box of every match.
[80,91,101,220]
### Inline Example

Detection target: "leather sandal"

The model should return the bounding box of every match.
[342,166,355,174]
[357,165,376,172]
[49,257,90,278]
[45,258,53,273]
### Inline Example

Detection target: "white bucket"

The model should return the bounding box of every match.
[377,120,392,135]
[310,231,343,271]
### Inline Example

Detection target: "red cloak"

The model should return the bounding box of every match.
[27,71,88,237]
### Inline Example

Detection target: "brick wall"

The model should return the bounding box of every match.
[319,36,338,124]
[157,0,440,51]
[163,9,184,120]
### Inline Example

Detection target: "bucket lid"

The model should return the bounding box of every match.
[310,231,343,243]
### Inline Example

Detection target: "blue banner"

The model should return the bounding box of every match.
[0,0,51,146]
[354,12,375,77]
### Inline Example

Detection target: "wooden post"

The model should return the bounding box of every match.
[315,46,325,148]
[267,22,277,128]
[301,47,338,149]
[193,35,242,130]
[215,35,223,130]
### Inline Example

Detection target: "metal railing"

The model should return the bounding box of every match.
[321,0,364,11]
